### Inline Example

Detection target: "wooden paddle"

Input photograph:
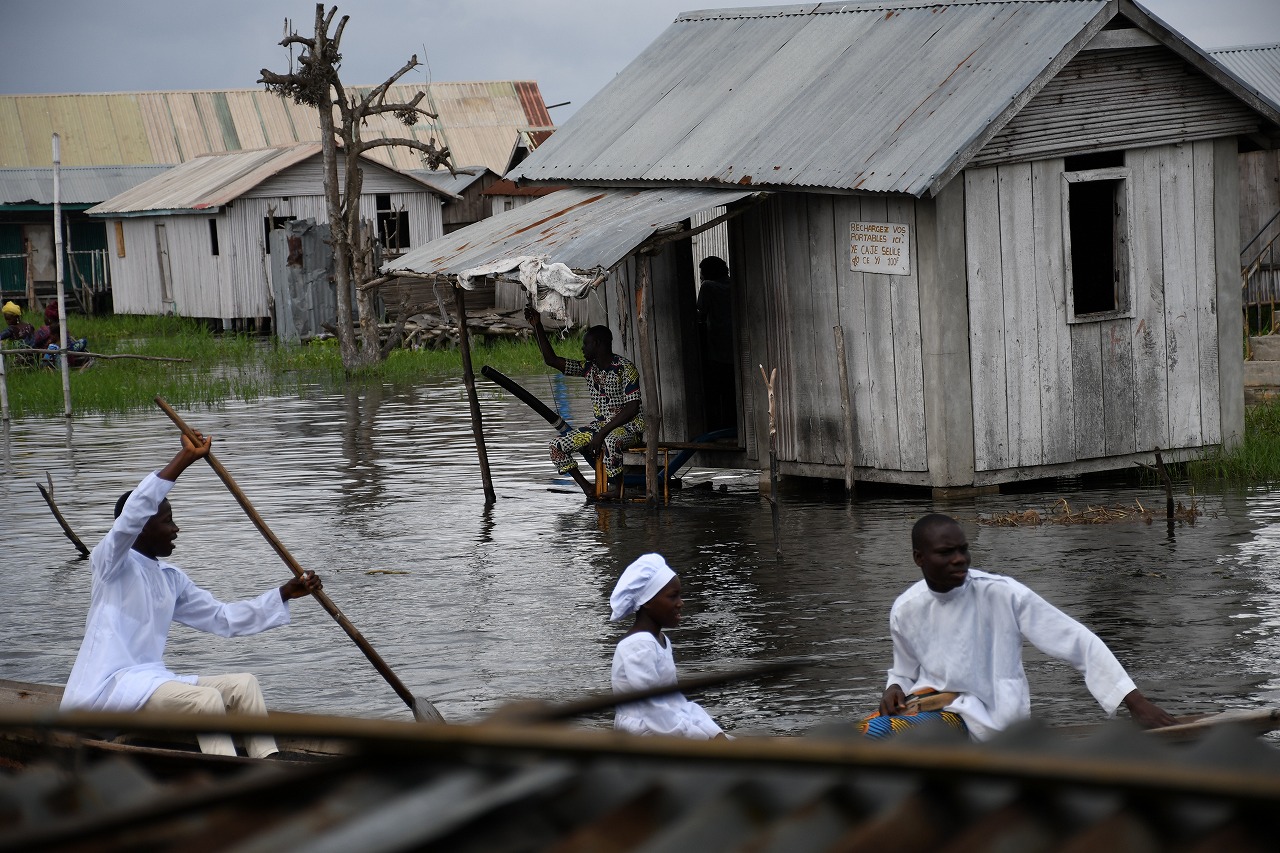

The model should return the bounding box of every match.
[482,658,806,725]
[154,396,445,724]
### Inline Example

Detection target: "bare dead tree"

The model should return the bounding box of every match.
[259,4,453,372]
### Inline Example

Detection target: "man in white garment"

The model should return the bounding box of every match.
[61,431,322,758]
[878,513,1176,741]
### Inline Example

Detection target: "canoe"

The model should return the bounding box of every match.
[0,678,349,778]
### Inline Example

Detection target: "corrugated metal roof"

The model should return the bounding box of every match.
[86,144,322,215]
[5,710,1280,851]
[0,165,170,206]
[85,143,451,215]
[1210,43,1280,110]
[510,0,1279,197]
[0,81,554,174]
[409,166,496,197]
[511,1,1113,196]
[383,186,756,277]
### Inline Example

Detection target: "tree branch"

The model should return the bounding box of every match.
[361,55,423,111]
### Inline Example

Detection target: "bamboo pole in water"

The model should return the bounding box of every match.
[637,253,661,505]
[52,133,71,417]
[760,364,780,557]
[834,325,856,494]
[0,350,8,422]
[454,283,496,505]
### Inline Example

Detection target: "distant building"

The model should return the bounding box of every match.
[88,144,453,326]
[0,165,169,311]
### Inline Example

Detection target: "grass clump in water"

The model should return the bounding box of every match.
[2,313,562,418]
[1187,399,1280,486]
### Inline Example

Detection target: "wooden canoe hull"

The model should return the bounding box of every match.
[0,678,348,777]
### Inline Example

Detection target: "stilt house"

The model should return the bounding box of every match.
[88,144,454,325]
[386,0,1280,492]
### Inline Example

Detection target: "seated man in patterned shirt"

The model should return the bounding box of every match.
[525,307,644,501]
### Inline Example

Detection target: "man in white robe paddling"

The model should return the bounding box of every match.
[61,432,322,758]
[874,513,1176,741]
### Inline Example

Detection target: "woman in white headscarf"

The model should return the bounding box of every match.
[609,553,726,739]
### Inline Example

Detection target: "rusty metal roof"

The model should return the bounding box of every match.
[1210,44,1280,109]
[86,144,448,216]
[0,81,553,175]
[509,0,1278,197]
[0,165,170,206]
[383,186,757,278]
[3,711,1280,851]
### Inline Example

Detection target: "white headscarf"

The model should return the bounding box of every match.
[609,553,677,622]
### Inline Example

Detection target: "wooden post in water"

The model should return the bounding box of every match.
[454,282,496,505]
[52,133,72,417]
[0,350,9,422]
[760,364,781,557]
[1154,450,1174,520]
[636,253,662,505]
[834,325,856,494]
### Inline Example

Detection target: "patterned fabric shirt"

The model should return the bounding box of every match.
[563,355,643,424]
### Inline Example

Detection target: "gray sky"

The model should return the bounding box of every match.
[2,1,1278,121]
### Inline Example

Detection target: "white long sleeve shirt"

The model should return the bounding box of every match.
[886,569,1136,741]
[611,632,724,739]
[61,472,291,712]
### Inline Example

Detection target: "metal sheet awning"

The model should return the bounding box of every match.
[381,186,759,280]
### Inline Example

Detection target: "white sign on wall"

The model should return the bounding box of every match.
[850,221,909,275]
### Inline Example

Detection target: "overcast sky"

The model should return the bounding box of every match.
[2,1,1278,121]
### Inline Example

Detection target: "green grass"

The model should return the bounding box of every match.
[1186,399,1280,486]
[1,313,567,419]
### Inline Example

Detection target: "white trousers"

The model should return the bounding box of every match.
[143,673,279,758]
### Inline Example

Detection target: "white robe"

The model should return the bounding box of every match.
[611,632,723,739]
[885,569,1136,741]
[61,472,291,712]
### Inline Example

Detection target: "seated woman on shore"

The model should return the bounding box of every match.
[609,553,727,739]
[1,301,35,348]
[32,301,89,367]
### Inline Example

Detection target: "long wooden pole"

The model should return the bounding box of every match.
[52,133,72,417]
[833,325,856,493]
[760,365,780,557]
[454,284,496,505]
[154,396,445,724]
[0,349,8,422]
[636,253,661,505]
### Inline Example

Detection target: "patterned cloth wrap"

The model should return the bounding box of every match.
[855,690,968,740]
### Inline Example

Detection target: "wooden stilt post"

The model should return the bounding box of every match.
[637,253,662,506]
[52,133,72,418]
[454,283,496,505]
[0,350,9,422]
[834,325,856,494]
[1154,450,1174,520]
[760,364,781,557]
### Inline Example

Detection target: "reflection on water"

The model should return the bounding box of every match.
[3,376,1279,736]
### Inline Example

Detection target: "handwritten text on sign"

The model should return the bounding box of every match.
[850,221,910,275]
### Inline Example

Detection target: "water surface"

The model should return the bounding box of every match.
[3,375,1278,735]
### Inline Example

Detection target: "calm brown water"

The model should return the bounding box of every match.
[3,375,1279,736]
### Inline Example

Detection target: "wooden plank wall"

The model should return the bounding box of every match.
[965,142,1224,472]
[1239,149,1280,251]
[736,193,927,473]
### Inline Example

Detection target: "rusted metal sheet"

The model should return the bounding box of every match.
[3,710,1280,852]
[383,186,756,278]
